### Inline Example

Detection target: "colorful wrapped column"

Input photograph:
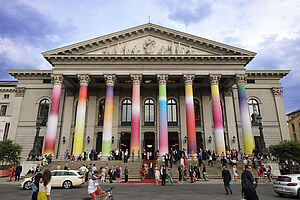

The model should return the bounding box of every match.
[102,75,116,156]
[130,75,142,156]
[157,75,168,156]
[209,74,226,154]
[72,75,89,155]
[236,75,254,154]
[183,74,197,154]
[44,75,63,155]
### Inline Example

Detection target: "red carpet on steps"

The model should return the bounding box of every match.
[120,180,178,184]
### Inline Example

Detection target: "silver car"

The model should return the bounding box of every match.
[273,174,300,197]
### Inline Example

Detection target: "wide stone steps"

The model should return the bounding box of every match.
[43,159,251,179]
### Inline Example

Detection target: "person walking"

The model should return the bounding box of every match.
[189,164,194,183]
[116,166,121,184]
[222,166,232,195]
[241,165,259,200]
[232,165,238,181]
[155,167,160,185]
[37,169,52,200]
[28,173,42,200]
[178,165,182,182]
[15,164,22,181]
[124,166,129,183]
[160,165,166,186]
[167,168,174,186]
[8,166,14,182]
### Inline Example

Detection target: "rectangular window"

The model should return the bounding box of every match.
[3,94,9,99]
[3,123,10,140]
[292,124,295,132]
[0,105,7,116]
[247,79,255,84]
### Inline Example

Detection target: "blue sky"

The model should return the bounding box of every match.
[0,0,299,114]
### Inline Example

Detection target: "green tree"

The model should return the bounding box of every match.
[269,140,300,164]
[0,140,22,166]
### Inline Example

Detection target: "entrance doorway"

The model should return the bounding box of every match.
[96,132,103,153]
[196,132,204,151]
[168,132,179,151]
[38,136,44,155]
[120,132,131,152]
[144,132,155,159]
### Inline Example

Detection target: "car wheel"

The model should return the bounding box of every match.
[63,180,72,189]
[23,181,31,190]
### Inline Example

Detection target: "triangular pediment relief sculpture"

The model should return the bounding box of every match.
[42,23,256,57]
[85,35,214,55]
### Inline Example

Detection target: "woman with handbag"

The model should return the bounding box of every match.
[37,169,52,200]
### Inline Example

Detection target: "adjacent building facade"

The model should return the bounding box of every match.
[3,23,290,159]
[287,109,300,142]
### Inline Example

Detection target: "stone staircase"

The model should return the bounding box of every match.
[43,159,251,180]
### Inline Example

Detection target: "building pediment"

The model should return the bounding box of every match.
[42,23,256,65]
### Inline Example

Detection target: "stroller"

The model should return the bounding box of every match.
[81,187,114,200]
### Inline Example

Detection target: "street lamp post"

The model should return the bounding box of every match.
[257,115,268,157]
[27,117,44,161]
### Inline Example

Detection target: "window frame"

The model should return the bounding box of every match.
[37,99,50,126]
[144,98,155,126]
[194,98,201,126]
[167,98,178,126]
[98,99,105,126]
[0,105,7,116]
[121,98,132,126]
[248,98,260,125]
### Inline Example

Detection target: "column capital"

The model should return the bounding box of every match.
[130,74,142,85]
[183,74,195,85]
[15,87,26,97]
[52,74,63,86]
[157,74,168,85]
[272,87,283,96]
[235,74,247,85]
[77,74,90,86]
[104,74,116,86]
[209,74,221,85]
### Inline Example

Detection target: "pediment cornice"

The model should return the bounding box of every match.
[42,23,256,60]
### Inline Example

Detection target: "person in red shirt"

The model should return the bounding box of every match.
[7,166,14,182]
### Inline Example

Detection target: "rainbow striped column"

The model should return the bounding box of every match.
[72,75,89,155]
[130,75,142,156]
[209,74,226,154]
[184,75,197,154]
[236,75,254,154]
[102,75,116,156]
[44,75,63,155]
[158,75,168,156]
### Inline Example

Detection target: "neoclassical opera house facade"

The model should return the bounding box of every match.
[2,23,290,159]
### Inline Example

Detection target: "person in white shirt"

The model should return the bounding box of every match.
[91,164,97,174]
[37,169,51,200]
[88,170,105,200]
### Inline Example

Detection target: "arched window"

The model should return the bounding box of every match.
[248,99,260,124]
[37,99,50,126]
[194,98,201,126]
[167,98,177,126]
[98,99,105,126]
[144,99,155,126]
[121,98,131,125]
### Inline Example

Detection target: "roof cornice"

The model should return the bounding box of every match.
[7,70,52,78]
[246,70,290,78]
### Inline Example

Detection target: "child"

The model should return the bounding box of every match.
[101,168,106,183]
[88,170,105,200]
[28,173,42,200]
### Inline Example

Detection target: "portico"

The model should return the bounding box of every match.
[4,23,290,160]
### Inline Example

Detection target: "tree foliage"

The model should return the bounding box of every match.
[0,140,22,166]
[269,140,300,164]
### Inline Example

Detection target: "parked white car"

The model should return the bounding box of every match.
[20,170,84,189]
[273,174,300,197]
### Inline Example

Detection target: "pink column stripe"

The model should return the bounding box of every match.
[211,84,226,154]
[130,84,140,155]
[44,84,62,155]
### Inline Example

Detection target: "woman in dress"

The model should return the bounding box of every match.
[7,166,14,182]
[37,169,52,200]
[155,167,160,185]
[167,168,174,186]
[232,165,238,181]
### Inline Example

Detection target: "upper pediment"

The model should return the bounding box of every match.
[43,23,256,57]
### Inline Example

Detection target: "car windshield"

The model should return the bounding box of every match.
[276,176,292,182]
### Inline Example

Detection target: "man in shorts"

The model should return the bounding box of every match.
[88,170,105,200]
